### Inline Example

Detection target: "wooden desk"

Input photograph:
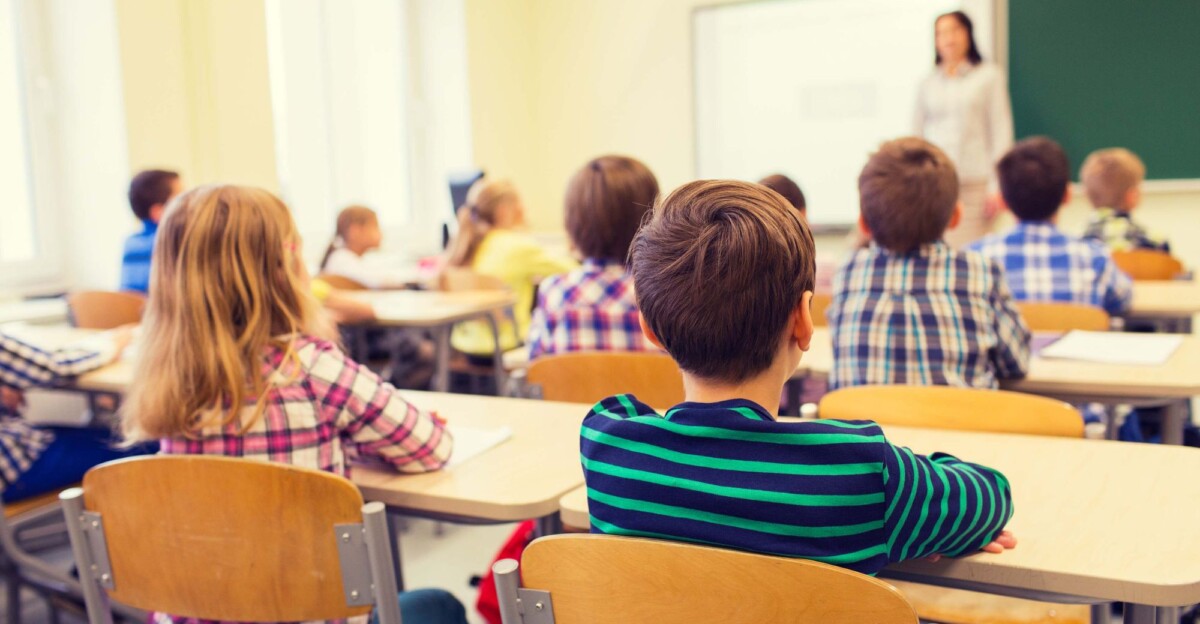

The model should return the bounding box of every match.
[797,327,1200,443]
[0,298,68,325]
[1130,281,1200,328]
[559,426,1200,622]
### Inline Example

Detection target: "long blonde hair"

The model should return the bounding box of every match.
[444,178,520,267]
[122,185,332,442]
[319,205,378,270]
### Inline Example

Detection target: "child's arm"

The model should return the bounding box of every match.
[987,264,1031,379]
[881,442,1014,563]
[1097,255,1134,316]
[513,242,578,282]
[0,328,129,389]
[309,343,453,472]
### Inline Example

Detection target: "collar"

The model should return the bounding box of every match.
[582,257,626,272]
[142,219,159,235]
[1014,220,1059,233]
[868,240,952,258]
[664,398,776,422]
[1096,207,1133,221]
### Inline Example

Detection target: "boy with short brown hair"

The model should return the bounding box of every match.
[829,137,1030,390]
[1080,147,1167,252]
[580,179,1015,575]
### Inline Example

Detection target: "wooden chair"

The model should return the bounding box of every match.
[493,534,918,624]
[1111,249,1184,281]
[315,273,369,291]
[60,456,401,624]
[811,293,832,327]
[67,291,145,329]
[526,352,685,408]
[819,385,1086,624]
[1014,302,1110,332]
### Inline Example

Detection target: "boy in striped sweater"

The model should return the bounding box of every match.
[580,179,1015,575]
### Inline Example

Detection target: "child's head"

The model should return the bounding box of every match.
[123,185,329,441]
[1080,148,1145,213]
[128,169,182,224]
[631,180,815,385]
[996,137,1071,223]
[564,155,659,262]
[320,205,381,269]
[758,174,806,216]
[446,178,525,267]
[858,138,959,253]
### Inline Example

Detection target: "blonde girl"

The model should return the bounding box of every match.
[443,178,576,357]
[121,185,465,623]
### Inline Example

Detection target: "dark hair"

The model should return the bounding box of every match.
[631,180,815,383]
[996,137,1071,222]
[565,155,659,262]
[934,11,983,65]
[858,137,959,253]
[128,170,181,222]
[758,174,806,213]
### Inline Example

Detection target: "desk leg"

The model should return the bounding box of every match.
[1162,400,1188,446]
[433,326,451,393]
[1123,604,1180,624]
[387,512,407,592]
[534,514,562,538]
[1090,604,1109,624]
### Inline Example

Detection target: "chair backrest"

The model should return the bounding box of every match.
[60,456,400,624]
[810,293,832,327]
[493,534,917,624]
[1111,249,1184,281]
[1015,302,1110,332]
[526,352,685,408]
[68,291,145,329]
[438,267,508,292]
[316,273,369,291]
[818,385,1083,438]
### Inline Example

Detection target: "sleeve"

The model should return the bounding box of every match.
[986,67,1015,188]
[881,441,1014,563]
[0,331,118,389]
[1097,254,1134,316]
[308,342,453,472]
[514,242,578,282]
[526,282,554,361]
[988,263,1031,379]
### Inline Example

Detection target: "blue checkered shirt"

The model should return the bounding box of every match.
[828,242,1030,391]
[967,222,1133,316]
[527,258,654,360]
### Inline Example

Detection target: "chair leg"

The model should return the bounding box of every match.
[7,567,22,624]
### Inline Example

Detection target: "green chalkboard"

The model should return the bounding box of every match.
[1008,1,1200,180]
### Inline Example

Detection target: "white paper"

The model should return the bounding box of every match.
[444,424,513,468]
[1038,331,1183,366]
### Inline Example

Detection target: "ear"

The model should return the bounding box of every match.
[1061,184,1072,206]
[857,214,872,239]
[793,291,814,351]
[149,203,166,223]
[1125,185,1140,210]
[639,313,666,351]
[947,201,963,230]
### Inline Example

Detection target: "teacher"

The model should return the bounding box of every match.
[914,10,1013,248]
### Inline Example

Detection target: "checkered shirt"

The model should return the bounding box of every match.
[968,222,1133,316]
[527,258,654,360]
[828,241,1030,391]
[1082,208,1170,253]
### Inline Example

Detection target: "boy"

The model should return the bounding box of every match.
[580,179,1015,575]
[1080,147,1168,252]
[969,138,1132,317]
[829,137,1029,391]
[120,169,182,293]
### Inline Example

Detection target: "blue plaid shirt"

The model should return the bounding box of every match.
[828,242,1030,391]
[527,258,654,360]
[120,220,158,294]
[968,222,1133,317]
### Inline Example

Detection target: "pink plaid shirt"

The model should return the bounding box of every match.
[527,258,655,360]
[155,336,452,624]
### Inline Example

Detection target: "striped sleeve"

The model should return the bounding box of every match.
[308,342,453,472]
[881,442,1013,563]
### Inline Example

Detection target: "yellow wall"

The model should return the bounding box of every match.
[114,0,278,191]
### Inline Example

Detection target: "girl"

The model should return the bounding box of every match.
[318,205,411,288]
[121,185,464,624]
[443,179,576,357]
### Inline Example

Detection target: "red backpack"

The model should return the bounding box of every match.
[475,520,537,624]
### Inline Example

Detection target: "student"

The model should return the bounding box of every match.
[119,185,466,624]
[829,137,1030,390]
[581,179,1015,575]
[318,205,414,288]
[527,155,658,359]
[443,178,576,357]
[0,326,152,502]
[1080,148,1168,252]
[757,172,843,294]
[969,137,1133,317]
[120,169,182,293]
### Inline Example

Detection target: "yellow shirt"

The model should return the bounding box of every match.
[451,230,577,355]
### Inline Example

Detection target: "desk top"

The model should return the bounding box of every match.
[561,425,1200,606]
[0,298,68,326]
[1130,281,1200,320]
[348,290,515,328]
[798,327,1200,400]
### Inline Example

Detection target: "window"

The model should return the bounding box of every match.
[265,0,474,265]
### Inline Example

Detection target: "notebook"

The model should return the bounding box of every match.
[444,424,513,468]
[1037,330,1183,366]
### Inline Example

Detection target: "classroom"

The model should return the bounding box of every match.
[1,0,1198,623]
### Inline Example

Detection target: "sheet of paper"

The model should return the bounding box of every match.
[1038,330,1183,366]
[444,424,513,468]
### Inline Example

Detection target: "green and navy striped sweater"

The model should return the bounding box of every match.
[580,395,1013,575]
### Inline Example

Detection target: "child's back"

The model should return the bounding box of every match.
[120,170,181,293]
[1079,147,1168,253]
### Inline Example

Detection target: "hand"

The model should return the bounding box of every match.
[111,324,136,356]
[431,411,447,426]
[922,530,1016,563]
[0,386,25,412]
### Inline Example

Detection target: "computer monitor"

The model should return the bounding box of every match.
[445,169,485,248]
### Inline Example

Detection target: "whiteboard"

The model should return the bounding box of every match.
[694,0,996,228]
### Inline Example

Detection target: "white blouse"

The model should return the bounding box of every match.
[913,62,1014,184]
[320,247,416,289]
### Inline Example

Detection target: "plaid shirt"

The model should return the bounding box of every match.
[829,242,1030,391]
[0,331,119,491]
[527,258,654,360]
[1082,208,1170,253]
[968,222,1134,316]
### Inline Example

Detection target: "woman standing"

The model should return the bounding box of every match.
[914,10,1013,248]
